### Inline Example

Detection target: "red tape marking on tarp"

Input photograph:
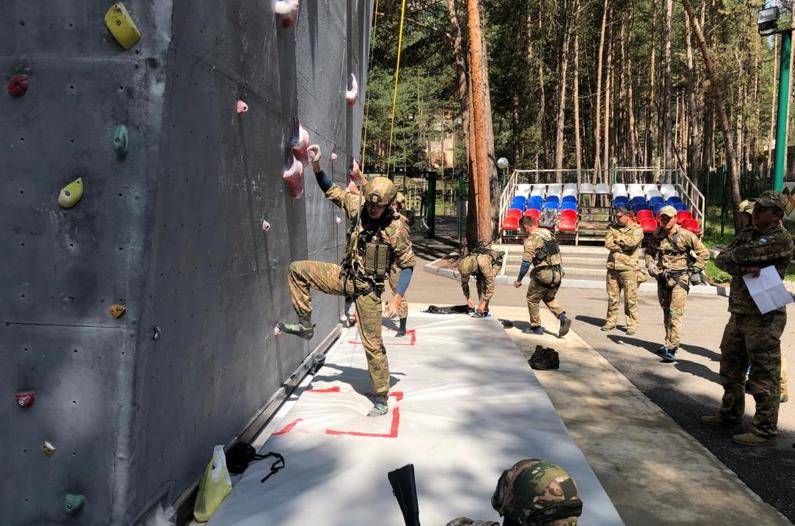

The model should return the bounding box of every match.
[307,386,341,393]
[347,329,416,346]
[273,418,302,436]
[325,392,404,438]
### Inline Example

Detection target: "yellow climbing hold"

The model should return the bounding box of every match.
[105,2,141,50]
[109,304,126,319]
[58,178,83,209]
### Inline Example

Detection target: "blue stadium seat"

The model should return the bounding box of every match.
[542,199,560,210]
[666,196,682,205]
[529,196,543,209]
[560,201,578,211]
[649,196,664,206]
[652,203,664,214]
[511,196,527,210]
[561,195,577,204]
[673,202,688,212]
[613,197,629,207]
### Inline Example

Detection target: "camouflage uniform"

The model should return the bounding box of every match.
[523,229,565,328]
[459,249,502,308]
[387,211,410,320]
[445,519,499,526]
[712,197,793,437]
[604,221,644,331]
[287,184,415,397]
[645,225,709,349]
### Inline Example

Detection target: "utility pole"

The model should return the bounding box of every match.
[773,29,792,191]
[466,0,492,246]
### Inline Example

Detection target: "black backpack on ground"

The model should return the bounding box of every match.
[529,345,560,370]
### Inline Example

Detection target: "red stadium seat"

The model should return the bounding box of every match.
[676,210,693,224]
[506,208,523,220]
[640,218,658,233]
[502,216,520,231]
[558,215,577,232]
[560,209,577,220]
[682,218,701,234]
[636,210,654,221]
[524,208,540,221]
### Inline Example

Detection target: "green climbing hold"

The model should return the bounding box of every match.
[64,493,85,515]
[113,125,128,158]
[58,177,83,209]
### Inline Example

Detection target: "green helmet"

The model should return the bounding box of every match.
[363,176,397,206]
[754,191,789,213]
[491,459,583,526]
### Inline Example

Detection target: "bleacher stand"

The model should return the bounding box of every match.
[516,183,532,197]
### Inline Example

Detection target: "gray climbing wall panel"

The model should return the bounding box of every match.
[1,1,373,524]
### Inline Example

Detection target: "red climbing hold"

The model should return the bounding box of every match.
[291,122,310,160]
[8,74,29,97]
[236,100,248,115]
[16,391,36,408]
[283,154,304,199]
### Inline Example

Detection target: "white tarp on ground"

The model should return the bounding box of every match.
[208,311,623,526]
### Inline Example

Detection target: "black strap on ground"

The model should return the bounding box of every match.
[258,452,285,483]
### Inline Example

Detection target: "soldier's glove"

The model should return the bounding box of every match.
[647,264,661,278]
[307,144,322,162]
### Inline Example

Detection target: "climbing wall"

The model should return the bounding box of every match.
[0,1,373,524]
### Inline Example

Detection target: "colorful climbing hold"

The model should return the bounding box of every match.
[282,154,304,199]
[113,125,128,159]
[152,326,161,340]
[109,304,126,319]
[273,325,282,336]
[291,123,309,160]
[345,74,358,106]
[261,220,271,232]
[42,441,56,457]
[105,2,141,50]
[274,0,300,28]
[7,74,29,97]
[330,152,338,161]
[236,100,248,115]
[335,216,342,224]
[64,494,85,515]
[58,177,84,209]
[15,391,35,408]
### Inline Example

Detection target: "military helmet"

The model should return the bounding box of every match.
[363,176,397,206]
[492,459,583,526]
[754,191,789,213]
[737,199,755,215]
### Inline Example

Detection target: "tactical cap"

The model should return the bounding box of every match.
[492,459,582,526]
[657,205,677,218]
[754,191,788,213]
[737,199,755,215]
[363,176,397,206]
[395,191,406,206]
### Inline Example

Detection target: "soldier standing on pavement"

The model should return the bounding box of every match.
[446,458,583,526]
[700,191,794,446]
[514,216,572,337]
[602,206,644,335]
[388,192,410,336]
[459,244,504,317]
[644,205,709,362]
[277,145,416,417]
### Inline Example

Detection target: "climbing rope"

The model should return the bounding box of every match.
[385,0,408,177]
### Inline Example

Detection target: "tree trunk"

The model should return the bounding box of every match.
[466,0,496,246]
[446,0,469,166]
[661,0,674,169]
[573,1,582,174]
[603,29,612,175]
[594,0,609,175]
[554,6,571,177]
[682,0,741,221]
[645,3,657,166]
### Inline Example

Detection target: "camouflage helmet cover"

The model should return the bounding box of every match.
[491,459,582,526]
[395,191,406,206]
[754,191,788,213]
[363,176,397,206]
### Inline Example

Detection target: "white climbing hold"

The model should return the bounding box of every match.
[345,74,358,106]
[330,153,338,161]
[236,100,248,114]
[261,220,271,232]
[42,440,56,457]
[335,216,342,224]
[291,123,310,160]
[274,0,299,28]
[282,154,304,199]
[273,325,282,336]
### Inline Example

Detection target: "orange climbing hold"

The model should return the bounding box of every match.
[105,2,141,49]
[16,391,35,408]
[7,74,29,97]
[109,304,126,319]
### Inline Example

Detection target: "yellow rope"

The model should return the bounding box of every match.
[360,0,380,172]
[386,0,408,177]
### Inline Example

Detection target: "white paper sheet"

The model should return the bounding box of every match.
[742,265,794,314]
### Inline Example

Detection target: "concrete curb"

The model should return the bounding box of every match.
[424,258,728,297]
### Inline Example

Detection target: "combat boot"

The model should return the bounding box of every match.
[625,326,636,336]
[731,432,776,447]
[600,324,615,332]
[277,315,315,340]
[367,395,389,417]
[396,317,408,337]
[523,326,545,335]
[558,312,572,338]
[660,347,677,363]
[699,414,740,427]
